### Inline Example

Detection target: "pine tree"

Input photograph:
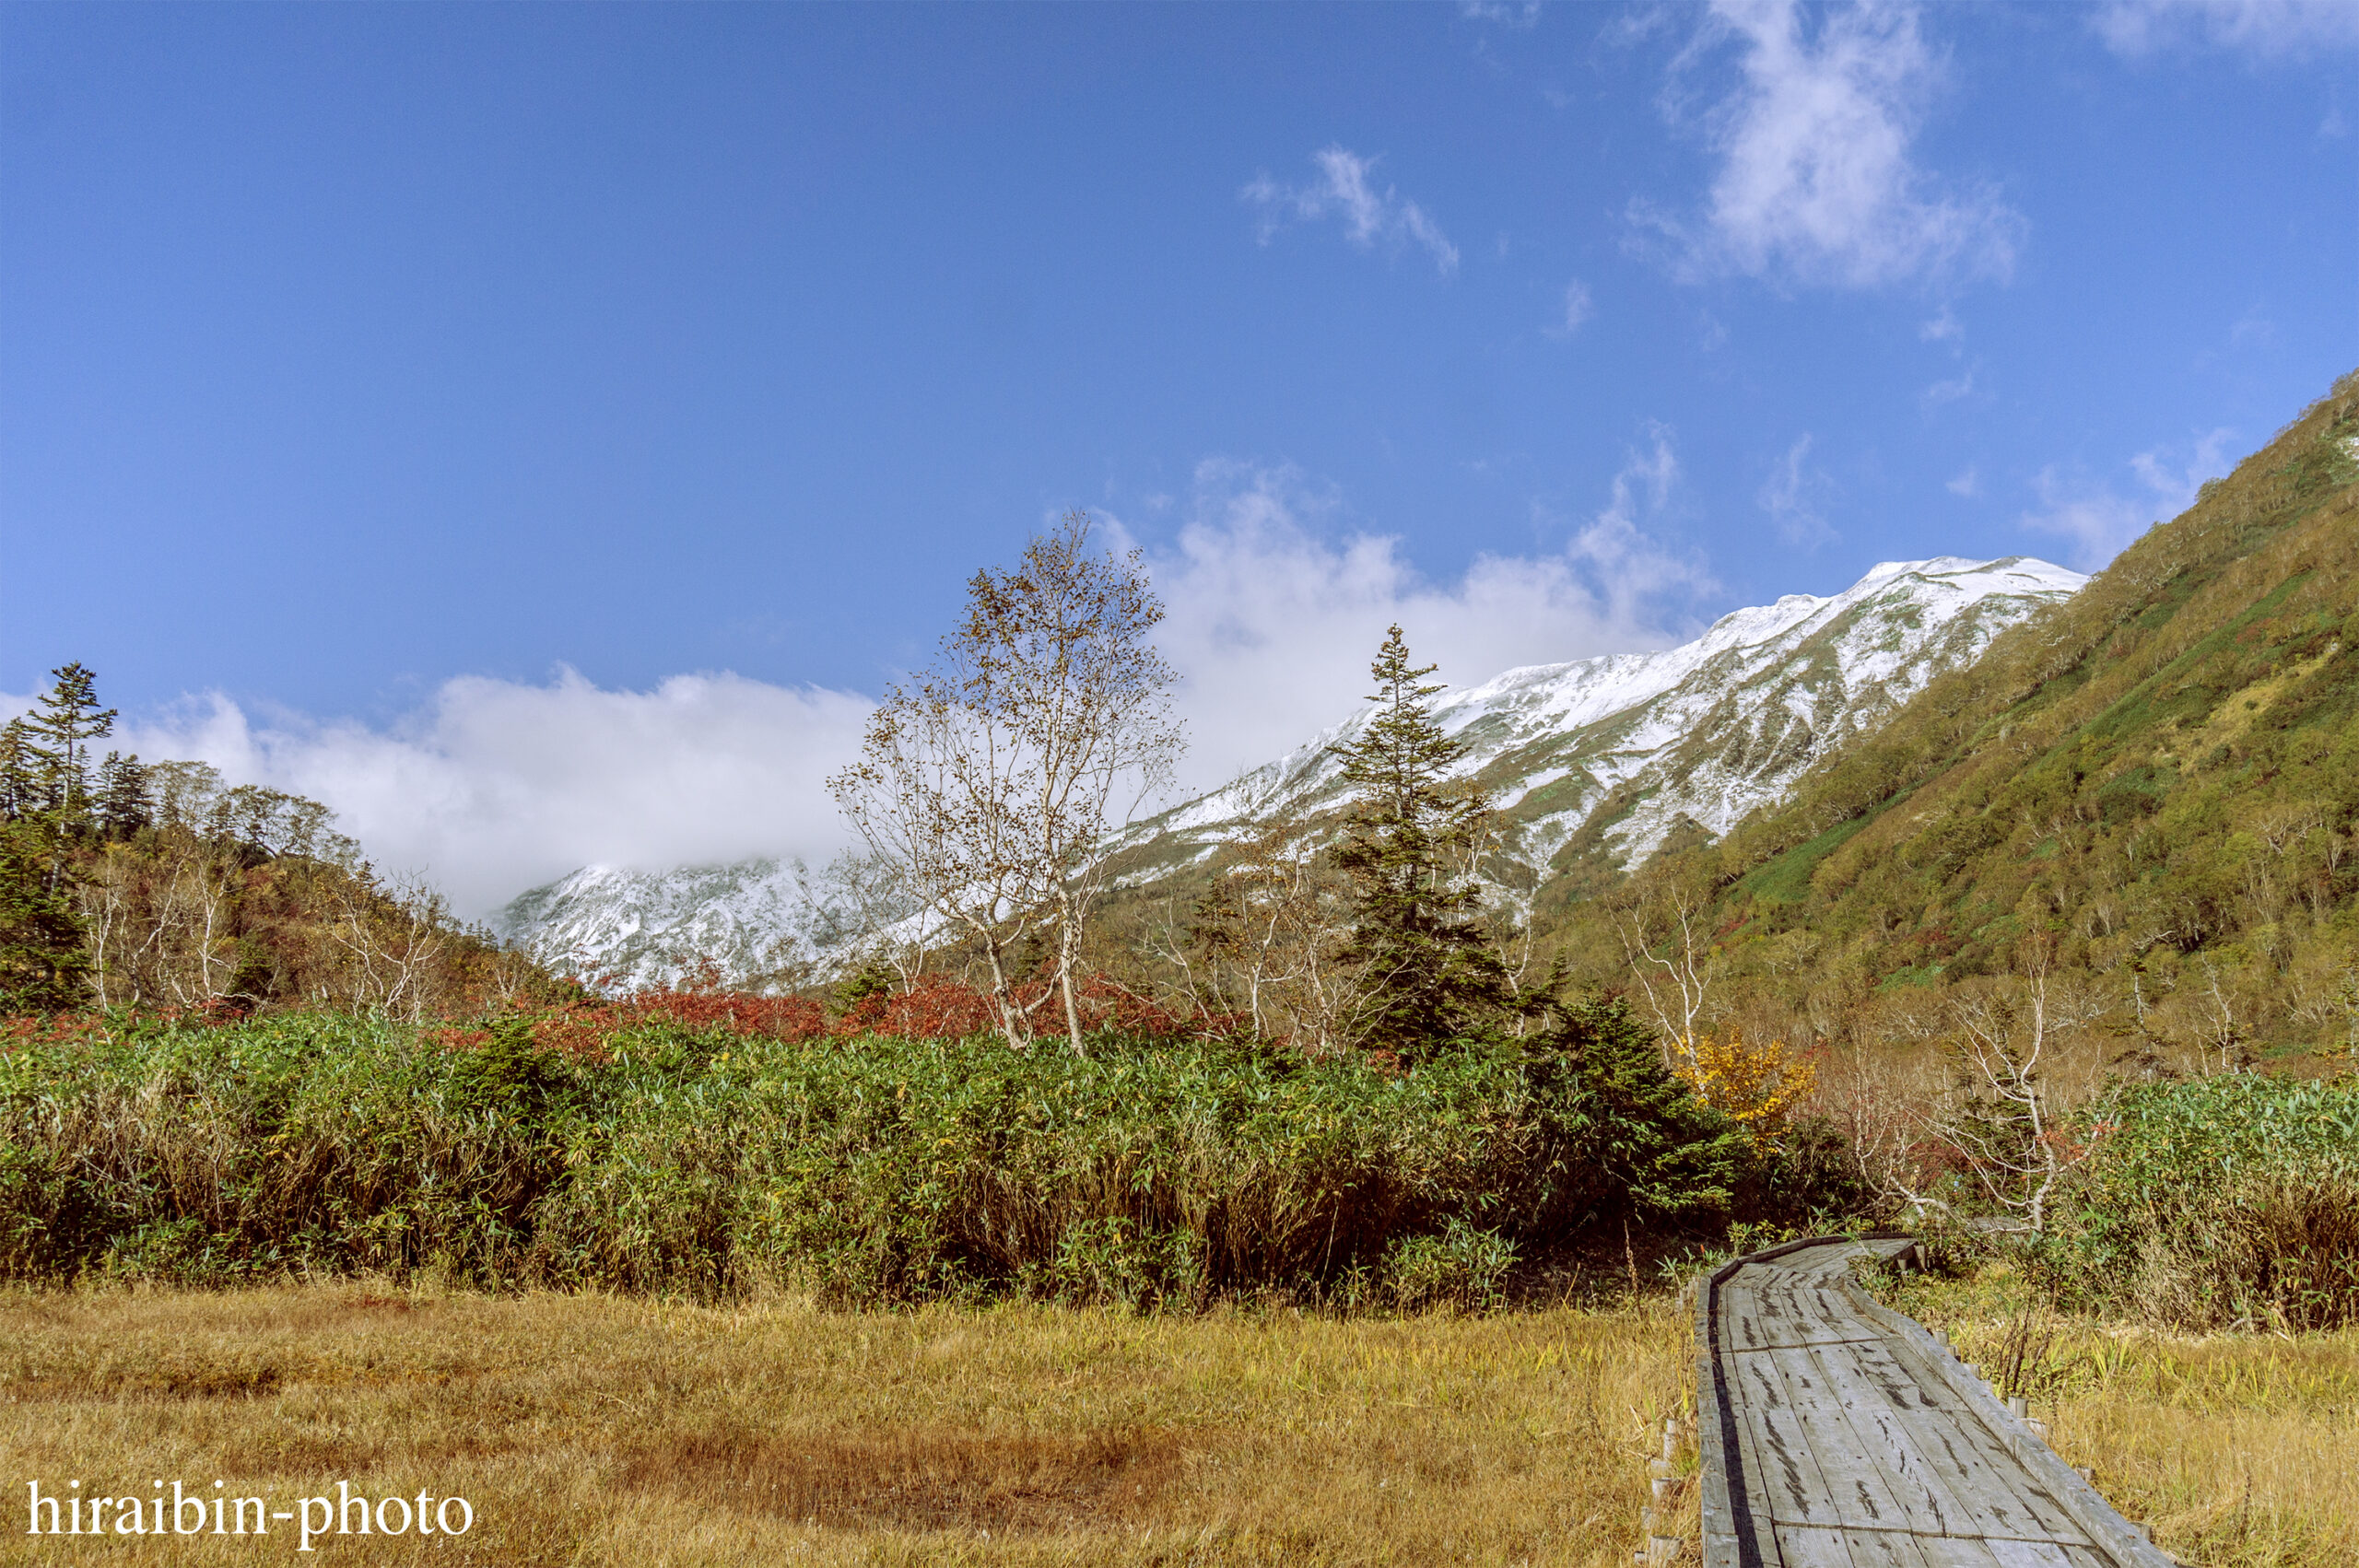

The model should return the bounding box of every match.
[94,752,153,840]
[1332,626,1509,1057]
[0,820,84,1011]
[0,719,31,823]
[22,662,117,829]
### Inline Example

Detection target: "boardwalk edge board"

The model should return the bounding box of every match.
[1692,1235,2179,1568]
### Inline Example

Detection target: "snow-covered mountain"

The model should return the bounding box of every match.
[1115,556,2086,903]
[491,857,868,995]
[494,555,2084,990]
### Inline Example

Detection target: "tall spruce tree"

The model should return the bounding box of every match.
[23,662,116,827]
[1332,626,1509,1056]
[0,719,31,822]
[94,752,153,840]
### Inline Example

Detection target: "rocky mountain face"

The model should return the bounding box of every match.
[1112,556,2085,908]
[494,555,2083,990]
[491,857,862,996]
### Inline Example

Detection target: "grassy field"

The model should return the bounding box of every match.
[0,1286,1698,1566]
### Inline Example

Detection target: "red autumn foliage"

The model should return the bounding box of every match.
[8,960,1237,1060]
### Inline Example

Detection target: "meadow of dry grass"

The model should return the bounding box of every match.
[0,1286,1700,1566]
[6,1278,2349,1566]
[1885,1269,2359,1568]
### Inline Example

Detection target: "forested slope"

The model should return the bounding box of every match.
[1543,369,2359,1059]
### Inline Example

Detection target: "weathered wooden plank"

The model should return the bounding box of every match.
[1978,1539,2089,1568]
[1751,1343,1918,1534]
[1702,1264,1782,1568]
[1776,1526,1873,1568]
[1801,1330,2064,1545]
[1699,1235,2163,1568]
[1903,1536,2013,1568]
[1836,1528,1938,1568]
[1790,1337,1986,1541]
[1729,1350,1860,1548]
[1854,1336,2090,1543]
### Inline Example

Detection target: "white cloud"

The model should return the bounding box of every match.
[112,672,876,918]
[1243,146,1461,275]
[2020,427,2236,568]
[1919,309,1964,343]
[1923,368,1976,405]
[1556,278,1595,333]
[1121,441,1710,793]
[1756,433,1837,547]
[2095,0,2359,58]
[62,449,1711,916]
[1635,0,2025,289]
[1946,465,1979,497]
[1461,0,1543,27]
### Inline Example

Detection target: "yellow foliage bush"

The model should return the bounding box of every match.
[1674,1025,1816,1152]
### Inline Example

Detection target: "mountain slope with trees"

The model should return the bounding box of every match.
[1550,369,2359,1060]
[0,666,557,1018]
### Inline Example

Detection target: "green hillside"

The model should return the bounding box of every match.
[1541,369,2359,1061]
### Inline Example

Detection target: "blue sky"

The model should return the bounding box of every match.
[3,1,2353,907]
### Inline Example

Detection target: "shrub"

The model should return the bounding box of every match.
[2030,1073,2359,1329]
[1384,1219,1518,1312]
[0,994,1743,1306]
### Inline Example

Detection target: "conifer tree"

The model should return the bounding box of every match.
[0,820,85,1012]
[1332,626,1508,1056]
[94,752,153,840]
[0,719,31,823]
[19,663,117,891]
[22,662,117,827]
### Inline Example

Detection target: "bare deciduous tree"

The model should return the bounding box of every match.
[1168,813,1361,1051]
[1610,877,1720,1068]
[1875,970,2110,1235]
[829,511,1184,1054]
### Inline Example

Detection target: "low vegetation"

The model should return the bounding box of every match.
[0,1001,1766,1305]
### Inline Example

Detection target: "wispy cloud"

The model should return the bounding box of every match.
[1555,278,1595,334]
[1460,0,1543,27]
[2094,0,2359,58]
[104,672,877,917]
[1923,368,1976,405]
[1756,433,1837,547]
[1946,465,1979,497]
[2020,427,2236,568]
[1632,0,2025,289]
[1243,146,1461,275]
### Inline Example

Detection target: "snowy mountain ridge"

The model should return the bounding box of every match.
[494,555,2085,991]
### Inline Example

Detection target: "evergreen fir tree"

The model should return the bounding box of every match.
[94,752,153,841]
[0,820,84,1012]
[22,662,117,827]
[0,719,31,823]
[1332,626,1509,1056]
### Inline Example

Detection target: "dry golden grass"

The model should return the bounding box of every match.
[0,1285,1701,1566]
[1888,1270,2359,1568]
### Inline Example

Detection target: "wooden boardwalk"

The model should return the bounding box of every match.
[1693,1235,2177,1568]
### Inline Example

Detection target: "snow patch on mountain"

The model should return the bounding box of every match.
[1112,556,2085,904]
